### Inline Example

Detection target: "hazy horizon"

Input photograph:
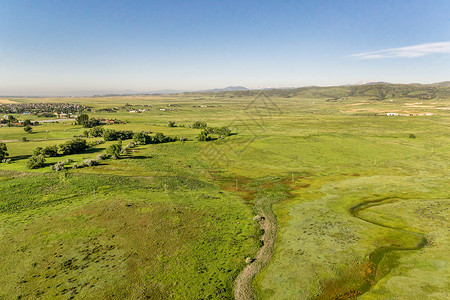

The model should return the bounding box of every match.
[1,0,449,96]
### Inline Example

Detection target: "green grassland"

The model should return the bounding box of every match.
[1,84,449,299]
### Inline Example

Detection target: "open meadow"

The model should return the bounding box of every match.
[1,84,449,299]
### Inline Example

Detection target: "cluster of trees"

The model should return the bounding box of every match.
[82,126,134,141]
[192,121,207,129]
[103,129,134,141]
[191,121,232,141]
[83,126,104,137]
[27,139,89,169]
[76,114,100,128]
[132,132,177,145]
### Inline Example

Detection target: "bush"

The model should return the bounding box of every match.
[409,133,416,139]
[168,121,176,127]
[96,154,107,161]
[22,137,27,142]
[27,155,46,169]
[81,159,99,167]
[50,161,65,171]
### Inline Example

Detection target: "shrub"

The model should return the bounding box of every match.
[121,147,129,155]
[409,133,416,139]
[96,153,107,161]
[22,137,27,142]
[168,121,176,127]
[50,161,65,171]
[27,155,46,169]
[82,159,99,167]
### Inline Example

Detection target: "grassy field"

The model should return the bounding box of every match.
[0,86,449,299]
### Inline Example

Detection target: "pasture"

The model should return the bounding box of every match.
[0,85,449,299]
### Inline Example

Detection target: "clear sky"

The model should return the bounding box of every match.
[1,0,449,95]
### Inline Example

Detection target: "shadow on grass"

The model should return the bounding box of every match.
[10,154,32,162]
[82,148,105,155]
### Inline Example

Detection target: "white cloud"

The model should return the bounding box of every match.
[351,41,450,59]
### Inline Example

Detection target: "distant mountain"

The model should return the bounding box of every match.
[204,86,249,93]
[431,81,450,87]
[347,81,391,86]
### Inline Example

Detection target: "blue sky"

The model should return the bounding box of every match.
[1,0,449,95]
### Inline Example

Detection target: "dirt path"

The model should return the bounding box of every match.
[234,197,278,300]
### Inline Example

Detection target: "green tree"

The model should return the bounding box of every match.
[33,147,43,156]
[76,114,89,126]
[24,125,32,134]
[41,145,58,157]
[197,130,211,141]
[192,121,207,129]
[0,142,8,160]
[106,141,122,159]
[57,139,88,155]
[133,132,151,145]
[23,119,32,126]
